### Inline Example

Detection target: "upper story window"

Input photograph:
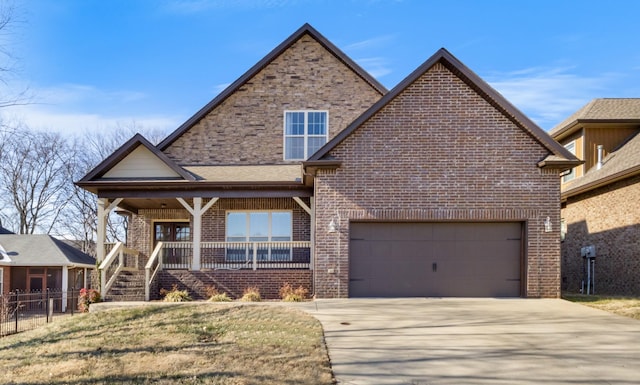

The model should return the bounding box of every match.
[563,141,576,183]
[284,111,328,160]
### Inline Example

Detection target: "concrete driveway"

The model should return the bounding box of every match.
[295,298,640,385]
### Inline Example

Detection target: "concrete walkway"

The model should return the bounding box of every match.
[295,298,640,385]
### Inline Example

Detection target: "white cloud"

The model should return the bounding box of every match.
[356,57,392,79]
[0,83,180,136]
[485,67,614,130]
[345,35,395,51]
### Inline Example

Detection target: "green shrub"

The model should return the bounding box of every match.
[240,287,262,302]
[161,285,192,302]
[279,283,309,302]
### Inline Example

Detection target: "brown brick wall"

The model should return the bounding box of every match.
[163,33,383,165]
[561,174,640,295]
[157,270,312,300]
[313,62,563,298]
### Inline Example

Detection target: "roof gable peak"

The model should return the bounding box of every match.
[157,23,387,151]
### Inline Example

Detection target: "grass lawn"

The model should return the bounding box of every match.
[0,303,334,385]
[563,293,640,320]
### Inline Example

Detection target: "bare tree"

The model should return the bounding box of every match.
[0,126,75,234]
[0,0,29,108]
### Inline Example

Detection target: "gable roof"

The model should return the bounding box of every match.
[550,98,640,138]
[77,133,195,189]
[307,48,580,169]
[562,131,640,199]
[157,23,387,151]
[0,234,96,267]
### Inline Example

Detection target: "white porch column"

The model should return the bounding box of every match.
[61,266,68,312]
[96,198,123,263]
[97,198,107,264]
[177,197,218,271]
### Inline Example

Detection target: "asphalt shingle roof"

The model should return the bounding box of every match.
[0,234,96,267]
[550,98,640,136]
[562,131,640,198]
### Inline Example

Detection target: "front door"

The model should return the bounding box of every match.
[154,222,191,268]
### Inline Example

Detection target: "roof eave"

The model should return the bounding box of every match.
[562,165,640,200]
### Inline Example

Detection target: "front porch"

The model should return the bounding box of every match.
[96,195,314,301]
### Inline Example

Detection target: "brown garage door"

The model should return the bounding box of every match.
[349,222,523,297]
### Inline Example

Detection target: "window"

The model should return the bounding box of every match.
[284,111,328,160]
[226,211,292,261]
[154,222,191,243]
[0,267,3,294]
[563,141,576,183]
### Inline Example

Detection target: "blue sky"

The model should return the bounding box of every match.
[3,0,639,135]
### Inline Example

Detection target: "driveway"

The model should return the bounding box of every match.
[295,298,640,385]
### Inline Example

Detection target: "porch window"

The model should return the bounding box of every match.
[284,111,328,160]
[226,211,292,261]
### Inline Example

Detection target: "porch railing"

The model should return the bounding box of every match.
[160,241,311,270]
[98,242,142,298]
[145,242,164,301]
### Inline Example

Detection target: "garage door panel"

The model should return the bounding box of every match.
[349,222,522,298]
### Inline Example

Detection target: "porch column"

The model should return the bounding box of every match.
[177,197,218,271]
[61,266,68,312]
[96,198,123,263]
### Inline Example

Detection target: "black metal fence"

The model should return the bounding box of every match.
[0,289,81,337]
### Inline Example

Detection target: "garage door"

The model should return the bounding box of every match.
[349,222,522,297]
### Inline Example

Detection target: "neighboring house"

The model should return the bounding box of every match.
[0,234,96,311]
[550,98,640,295]
[77,24,579,300]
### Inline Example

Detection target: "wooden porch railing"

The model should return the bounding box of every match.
[161,241,312,270]
[145,242,164,301]
[98,242,141,298]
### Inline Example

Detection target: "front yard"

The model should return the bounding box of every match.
[563,294,640,320]
[0,303,334,384]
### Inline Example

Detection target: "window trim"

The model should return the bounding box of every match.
[225,210,293,261]
[0,267,3,294]
[283,110,329,160]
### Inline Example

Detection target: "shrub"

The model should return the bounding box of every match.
[206,286,232,302]
[78,288,101,312]
[279,283,309,302]
[161,285,192,302]
[240,287,261,302]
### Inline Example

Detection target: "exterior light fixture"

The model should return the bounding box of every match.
[328,219,337,233]
[544,216,552,233]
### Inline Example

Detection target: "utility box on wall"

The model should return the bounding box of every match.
[581,245,596,258]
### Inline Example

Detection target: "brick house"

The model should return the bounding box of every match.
[550,99,640,295]
[78,24,579,300]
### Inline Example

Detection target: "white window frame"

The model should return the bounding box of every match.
[0,267,3,294]
[563,141,577,183]
[283,110,329,160]
[225,210,293,261]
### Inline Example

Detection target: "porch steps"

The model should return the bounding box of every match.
[103,270,146,302]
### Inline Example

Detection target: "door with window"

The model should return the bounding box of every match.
[154,222,191,268]
[226,211,292,262]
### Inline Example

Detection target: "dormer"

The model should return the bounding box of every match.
[550,98,640,185]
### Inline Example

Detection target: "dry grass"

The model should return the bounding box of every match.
[563,294,640,320]
[0,304,334,385]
